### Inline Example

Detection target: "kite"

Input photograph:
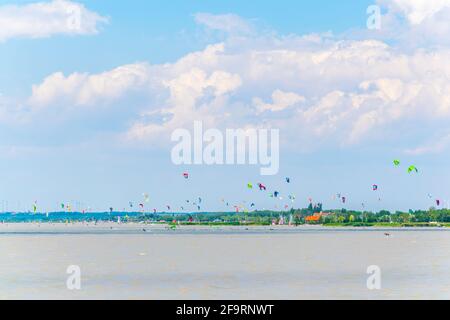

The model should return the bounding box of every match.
[183,172,189,179]
[436,199,441,206]
[274,191,280,198]
[393,160,401,166]
[247,183,253,189]
[258,183,267,191]
[342,197,346,204]
[286,177,290,183]
[373,184,378,191]
[408,165,418,174]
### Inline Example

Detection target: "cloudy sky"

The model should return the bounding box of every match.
[1,0,449,212]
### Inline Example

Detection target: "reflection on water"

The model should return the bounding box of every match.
[0,225,449,299]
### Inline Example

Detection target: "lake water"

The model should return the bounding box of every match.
[0,223,449,299]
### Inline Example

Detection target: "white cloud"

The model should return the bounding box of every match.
[371,0,450,46]
[17,2,450,155]
[253,90,305,113]
[127,67,242,142]
[194,13,253,34]
[25,35,450,152]
[29,63,150,108]
[0,0,107,42]
[381,0,450,24]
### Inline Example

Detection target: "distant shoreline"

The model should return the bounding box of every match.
[1,208,448,228]
[0,222,448,236]
[0,220,448,228]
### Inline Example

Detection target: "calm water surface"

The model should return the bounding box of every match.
[0,224,448,299]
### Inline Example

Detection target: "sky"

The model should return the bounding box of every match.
[1,0,450,213]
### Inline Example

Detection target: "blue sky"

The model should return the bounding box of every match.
[1,0,449,213]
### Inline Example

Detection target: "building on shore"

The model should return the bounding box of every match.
[305,212,333,224]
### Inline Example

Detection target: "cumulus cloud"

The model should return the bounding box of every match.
[370,0,450,46]
[381,0,450,25]
[125,37,450,150]
[26,37,450,151]
[29,63,150,108]
[17,0,450,155]
[127,66,242,142]
[253,90,305,113]
[0,0,107,42]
